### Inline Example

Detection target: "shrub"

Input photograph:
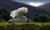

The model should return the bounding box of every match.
[33,14,50,22]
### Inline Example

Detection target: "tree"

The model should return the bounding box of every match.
[33,14,50,22]
[0,9,12,21]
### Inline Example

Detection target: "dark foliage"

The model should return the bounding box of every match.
[0,9,12,21]
[33,14,50,22]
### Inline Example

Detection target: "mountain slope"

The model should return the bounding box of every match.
[39,3,50,10]
[0,0,49,20]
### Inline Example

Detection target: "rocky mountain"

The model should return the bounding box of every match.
[0,0,49,20]
[39,2,50,10]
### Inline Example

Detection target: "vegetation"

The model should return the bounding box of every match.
[0,9,50,30]
[32,14,50,22]
[0,22,50,30]
[0,9,12,21]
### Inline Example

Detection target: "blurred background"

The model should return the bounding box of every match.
[0,0,50,30]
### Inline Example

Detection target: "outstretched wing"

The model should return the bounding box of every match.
[10,7,28,18]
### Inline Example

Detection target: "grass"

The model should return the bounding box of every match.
[0,21,50,30]
[0,21,50,26]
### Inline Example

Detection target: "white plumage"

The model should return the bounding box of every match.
[8,16,27,22]
[8,7,28,22]
[10,7,28,18]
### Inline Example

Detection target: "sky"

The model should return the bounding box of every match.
[12,0,49,2]
[12,0,49,7]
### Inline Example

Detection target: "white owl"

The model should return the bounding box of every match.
[8,7,28,22]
